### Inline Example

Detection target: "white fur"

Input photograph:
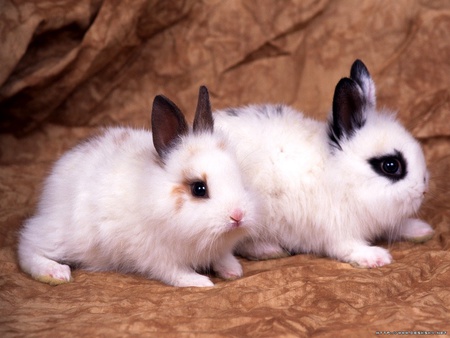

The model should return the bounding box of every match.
[214,68,433,268]
[18,126,259,287]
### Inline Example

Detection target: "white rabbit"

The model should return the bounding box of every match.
[214,60,434,268]
[18,86,259,287]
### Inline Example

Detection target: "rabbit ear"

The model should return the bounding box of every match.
[151,95,189,158]
[350,59,376,108]
[329,78,366,147]
[193,86,214,134]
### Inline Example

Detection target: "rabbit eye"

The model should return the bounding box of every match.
[381,158,401,175]
[368,150,407,182]
[190,181,208,198]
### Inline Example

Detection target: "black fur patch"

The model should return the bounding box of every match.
[257,104,285,118]
[225,108,239,116]
[275,104,284,115]
[368,150,408,182]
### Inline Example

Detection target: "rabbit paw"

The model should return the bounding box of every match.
[33,261,72,285]
[401,218,434,243]
[213,254,243,280]
[348,246,392,268]
[173,272,214,288]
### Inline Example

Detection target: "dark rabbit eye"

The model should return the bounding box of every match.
[191,181,208,198]
[381,158,401,175]
[368,151,407,182]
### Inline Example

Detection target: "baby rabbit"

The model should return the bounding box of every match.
[214,60,433,268]
[18,86,259,287]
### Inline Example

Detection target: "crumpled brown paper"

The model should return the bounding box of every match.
[1,0,449,336]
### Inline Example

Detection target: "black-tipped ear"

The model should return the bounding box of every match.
[151,95,189,158]
[330,78,366,145]
[350,59,376,108]
[193,86,214,134]
[350,59,370,85]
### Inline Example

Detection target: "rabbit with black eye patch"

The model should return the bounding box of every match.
[18,86,260,287]
[214,60,433,268]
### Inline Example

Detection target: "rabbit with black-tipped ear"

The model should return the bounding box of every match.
[18,86,259,287]
[214,60,433,268]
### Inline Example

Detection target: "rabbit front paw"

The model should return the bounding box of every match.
[33,261,72,285]
[213,254,243,280]
[400,218,434,243]
[348,246,392,268]
[172,272,214,288]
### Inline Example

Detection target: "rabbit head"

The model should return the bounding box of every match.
[327,60,428,232]
[150,86,259,263]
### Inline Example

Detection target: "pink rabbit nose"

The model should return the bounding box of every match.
[230,208,244,224]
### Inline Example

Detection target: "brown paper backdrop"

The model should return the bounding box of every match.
[1,0,449,336]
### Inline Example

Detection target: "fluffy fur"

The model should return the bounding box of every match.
[214,60,433,268]
[18,86,259,287]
